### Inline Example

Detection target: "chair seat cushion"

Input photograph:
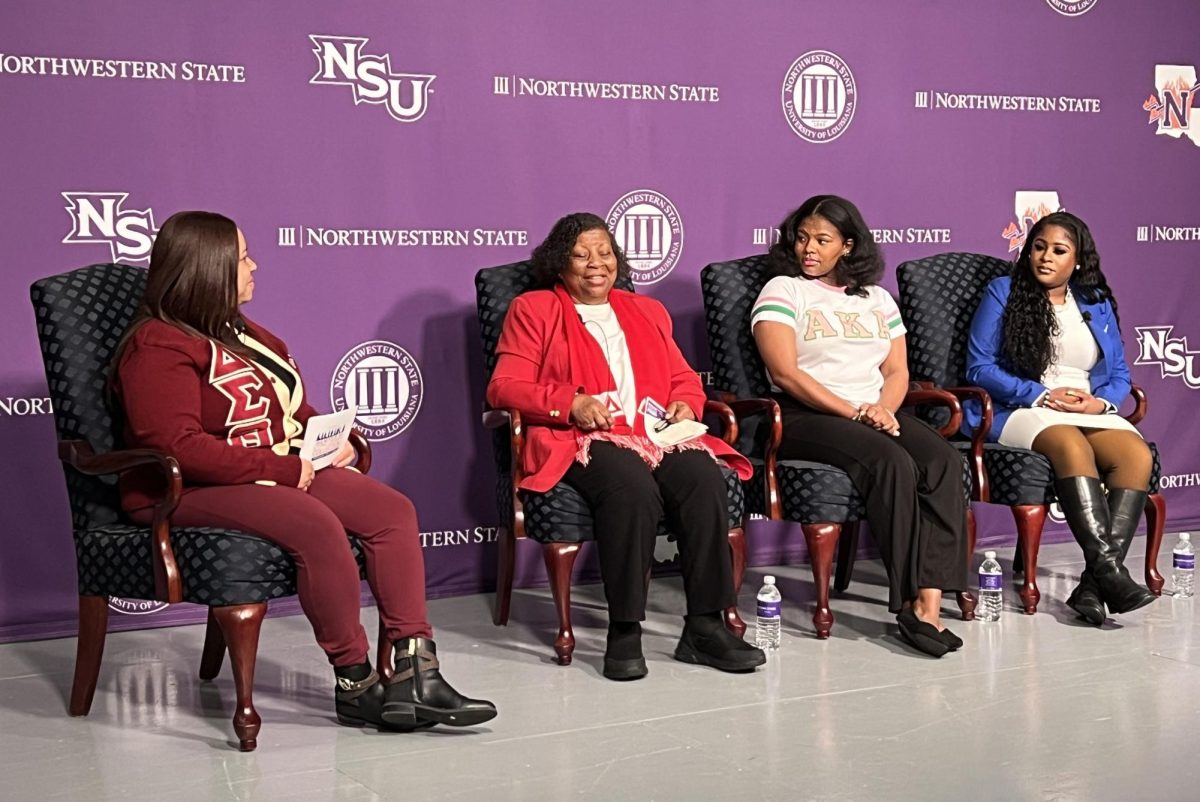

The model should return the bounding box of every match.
[954,440,1162,507]
[513,465,745,544]
[745,448,973,523]
[76,524,367,605]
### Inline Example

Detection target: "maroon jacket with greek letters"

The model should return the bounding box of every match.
[113,317,316,513]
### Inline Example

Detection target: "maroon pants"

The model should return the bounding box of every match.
[133,468,431,667]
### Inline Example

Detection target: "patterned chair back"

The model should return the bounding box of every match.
[700,255,775,454]
[30,264,147,531]
[896,252,1010,388]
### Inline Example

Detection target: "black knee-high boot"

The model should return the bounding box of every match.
[1055,477,1154,616]
[1106,487,1155,612]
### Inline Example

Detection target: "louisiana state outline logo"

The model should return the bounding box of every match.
[1001,191,1062,253]
[330,340,423,441]
[1143,65,1200,147]
[782,51,857,143]
[606,190,683,285]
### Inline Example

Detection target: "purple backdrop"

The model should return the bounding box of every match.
[2,0,1198,640]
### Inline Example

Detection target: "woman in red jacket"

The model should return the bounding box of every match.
[487,212,764,681]
[112,211,495,731]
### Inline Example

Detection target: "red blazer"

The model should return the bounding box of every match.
[114,318,316,512]
[486,289,750,492]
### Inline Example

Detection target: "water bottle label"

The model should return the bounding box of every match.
[979,573,1003,591]
[1174,553,1195,570]
[757,600,781,618]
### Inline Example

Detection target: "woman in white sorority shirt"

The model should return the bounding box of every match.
[752,195,970,658]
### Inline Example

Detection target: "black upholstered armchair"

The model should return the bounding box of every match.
[700,255,977,638]
[474,261,748,666]
[896,252,1166,613]
[30,264,381,752]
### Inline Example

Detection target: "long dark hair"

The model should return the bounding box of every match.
[1001,211,1117,380]
[112,210,248,373]
[530,212,631,289]
[769,195,884,297]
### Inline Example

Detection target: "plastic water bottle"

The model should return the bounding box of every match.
[1172,533,1194,598]
[978,551,1003,621]
[755,575,782,650]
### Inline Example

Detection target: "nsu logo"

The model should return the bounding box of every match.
[61,192,157,264]
[309,35,435,123]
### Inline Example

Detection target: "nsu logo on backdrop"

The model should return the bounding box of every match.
[331,340,423,441]
[309,35,435,123]
[1001,190,1062,253]
[782,50,857,143]
[1135,325,1200,390]
[62,192,157,264]
[1143,65,1200,148]
[1045,0,1099,16]
[606,190,683,285]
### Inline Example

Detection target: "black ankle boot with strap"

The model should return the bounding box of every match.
[382,637,498,728]
[334,663,431,731]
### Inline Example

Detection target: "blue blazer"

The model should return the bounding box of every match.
[963,276,1131,441]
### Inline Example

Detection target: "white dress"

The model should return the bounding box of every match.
[998,292,1140,449]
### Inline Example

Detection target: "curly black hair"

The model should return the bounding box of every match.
[768,195,884,297]
[1001,211,1118,380]
[530,212,632,289]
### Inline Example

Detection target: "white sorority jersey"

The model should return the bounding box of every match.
[750,275,906,406]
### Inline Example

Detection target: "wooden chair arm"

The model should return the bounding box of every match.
[941,385,993,503]
[902,384,964,438]
[348,428,372,475]
[58,440,184,603]
[717,393,783,520]
[702,399,738,446]
[481,407,527,539]
[1125,384,1148,426]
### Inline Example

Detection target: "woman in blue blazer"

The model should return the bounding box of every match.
[965,212,1154,624]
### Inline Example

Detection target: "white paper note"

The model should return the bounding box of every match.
[299,407,358,470]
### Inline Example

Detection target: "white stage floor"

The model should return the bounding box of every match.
[2,539,1196,801]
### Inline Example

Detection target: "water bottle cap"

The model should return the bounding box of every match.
[764,575,776,585]
[984,550,997,559]
[1181,533,1191,542]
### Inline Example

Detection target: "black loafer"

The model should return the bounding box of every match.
[938,627,963,651]
[673,623,766,673]
[896,608,950,658]
[603,655,648,681]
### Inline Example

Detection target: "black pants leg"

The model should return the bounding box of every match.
[562,442,735,620]
[774,398,968,612]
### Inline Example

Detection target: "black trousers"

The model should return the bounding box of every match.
[562,441,736,621]
[774,396,969,612]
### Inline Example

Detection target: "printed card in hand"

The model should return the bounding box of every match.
[299,407,358,470]
[639,397,708,447]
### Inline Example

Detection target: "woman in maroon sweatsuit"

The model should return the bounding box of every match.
[112,210,495,731]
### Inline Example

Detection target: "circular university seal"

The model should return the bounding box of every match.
[107,597,169,615]
[782,50,857,143]
[1046,0,1099,16]
[330,340,423,441]
[605,189,684,285]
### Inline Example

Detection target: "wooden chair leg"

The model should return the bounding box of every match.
[69,595,109,717]
[493,526,516,625]
[957,507,978,620]
[802,523,840,639]
[377,620,393,682]
[198,607,226,681]
[212,603,267,752]
[725,527,747,638]
[1012,505,1047,614]
[833,521,860,592]
[1144,493,1167,595]
[543,542,582,665]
